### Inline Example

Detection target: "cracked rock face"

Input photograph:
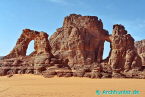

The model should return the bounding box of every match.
[108,24,142,71]
[135,40,145,66]
[49,14,108,66]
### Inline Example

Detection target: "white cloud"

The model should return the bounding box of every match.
[45,0,68,4]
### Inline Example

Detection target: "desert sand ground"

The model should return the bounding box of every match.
[0,74,145,97]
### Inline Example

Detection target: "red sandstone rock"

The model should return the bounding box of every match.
[49,14,108,66]
[0,14,144,79]
[3,29,53,59]
[0,29,71,76]
[108,24,142,72]
[135,40,145,66]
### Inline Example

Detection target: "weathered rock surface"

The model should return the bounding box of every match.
[135,40,145,66]
[49,14,108,66]
[0,29,71,77]
[108,24,142,73]
[0,14,144,79]
[3,29,53,59]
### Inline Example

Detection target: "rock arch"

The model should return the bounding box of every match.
[3,29,53,59]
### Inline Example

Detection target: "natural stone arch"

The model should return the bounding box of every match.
[49,14,109,65]
[102,41,111,60]
[3,29,53,59]
[26,40,34,55]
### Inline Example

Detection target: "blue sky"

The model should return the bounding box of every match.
[0,0,145,58]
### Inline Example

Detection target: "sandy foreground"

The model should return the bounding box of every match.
[0,74,145,97]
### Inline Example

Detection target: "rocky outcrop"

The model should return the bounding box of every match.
[3,29,53,59]
[0,29,72,77]
[135,40,145,66]
[49,14,108,67]
[108,24,142,74]
[0,14,144,79]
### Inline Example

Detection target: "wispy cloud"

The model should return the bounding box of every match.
[45,0,68,4]
[44,0,84,6]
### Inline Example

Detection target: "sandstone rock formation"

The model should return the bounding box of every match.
[108,24,142,74]
[3,29,53,59]
[0,29,72,77]
[0,14,144,79]
[135,40,145,66]
[49,14,108,67]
